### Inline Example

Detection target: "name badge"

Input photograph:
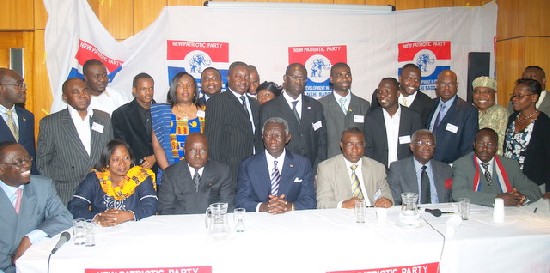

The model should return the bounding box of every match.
[354,115,364,123]
[398,135,411,144]
[446,123,459,134]
[197,110,205,118]
[312,120,323,131]
[91,122,104,133]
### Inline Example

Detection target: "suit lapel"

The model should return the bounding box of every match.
[16,109,30,140]
[375,109,388,150]
[128,101,147,135]
[279,151,297,195]
[16,184,37,237]
[405,157,420,194]
[335,156,353,196]
[90,112,103,160]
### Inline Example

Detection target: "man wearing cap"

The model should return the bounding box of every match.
[472,76,508,155]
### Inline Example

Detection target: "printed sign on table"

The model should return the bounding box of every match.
[85,266,212,273]
[328,262,439,273]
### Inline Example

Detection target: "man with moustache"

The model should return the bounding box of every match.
[316,127,393,209]
[427,70,478,164]
[260,63,327,171]
[319,62,370,158]
[158,133,234,214]
[206,61,261,186]
[388,129,452,205]
[37,78,113,204]
[364,78,422,168]
[198,67,222,105]
[83,59,129,115]
[236,117,316,213]
[452,128,542,206]
[0,68,38,174]
[112,73,157,173]
[0,142,72,273]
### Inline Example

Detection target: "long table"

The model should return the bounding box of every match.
[16,199,550,273]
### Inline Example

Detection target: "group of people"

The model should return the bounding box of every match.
[1,58,549,273]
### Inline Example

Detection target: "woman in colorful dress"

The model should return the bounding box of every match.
[151,72,206,183]
[68,139,158,226]
[504,78,550,195]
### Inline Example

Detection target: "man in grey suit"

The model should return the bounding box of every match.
[452,128,542,206]
[0,142,72,273]
[387,129,452,205]
[206,61,262,186]
[319,62,370,158]
[260,63,327,171]
[158,133,234,214]
[317,127,393,209]
[37,78,113,205]
[364,78,422,168]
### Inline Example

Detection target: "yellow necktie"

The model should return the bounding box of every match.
[402,97,408,107]
[6,109,19,141]
[350,164,364,199]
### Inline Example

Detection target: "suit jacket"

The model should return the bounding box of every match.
[205,91,262,186]
[427,97,478,164]
[318,92,370,158]
[158,159,235,214]
[316,155,393,209]
[0,106,38,174]
[364,106,422,168]
[111,99,157,173]
[387,157,452,205]
[0,175,73,273]
[506,112,550,192]
[235,150,316,212]
[37,109,113,205]
[452,152,542,206]
[260,94,327,171]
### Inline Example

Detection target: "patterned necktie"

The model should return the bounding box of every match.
[291,101,300,121]
[14,188,23,214]
[339,97,347,114]
[402,97,408,107]
[420,165,431,204]
[193,169,201,192]
[5,109,19,141]
[481,162,492,186]
[350,164,364,199]
[270,160,281,195]
[434,103,446,129]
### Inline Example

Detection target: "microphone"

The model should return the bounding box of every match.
[51,231,71,254]
[425,208,454,217]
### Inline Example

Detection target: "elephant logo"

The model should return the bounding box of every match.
[310,58,331,78]
[189,53,212,73]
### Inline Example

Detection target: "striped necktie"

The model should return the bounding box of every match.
[270,160,281,195]
[350,164,364,199]
[339,97,347,114]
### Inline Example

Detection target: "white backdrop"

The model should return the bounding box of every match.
[44,0,497,113]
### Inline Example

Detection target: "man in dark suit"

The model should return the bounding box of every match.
[388,129,452,205]
[427,70,478,164]
[319,62,370,158]
[370,64,434,127]
[0,68,38,174]
[398,64,434,126]
[236,117,316,213]
[198,67,222,105]
[364,78,422,168]
[112,73,157,173]
[158,133,234,214]
[206,61,261,187]
[37,78,113,205]
[0,142,72,273]
[452,128,542,206]
[260,63,327,171]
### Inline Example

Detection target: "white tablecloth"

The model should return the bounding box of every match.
[16,199,550,273]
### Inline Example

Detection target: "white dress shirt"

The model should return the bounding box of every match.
[383,106,401,167]
[68,105,93,156]
[282,91,302,119]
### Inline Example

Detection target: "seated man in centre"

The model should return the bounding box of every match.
[236,117,316,213]
[316,127,393,209]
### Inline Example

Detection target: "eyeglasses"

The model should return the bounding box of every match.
[510,93,535,100]
[286,75,307,82]
[1,82,26,89]
[414,140,435,147]
[0,157,33,168]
